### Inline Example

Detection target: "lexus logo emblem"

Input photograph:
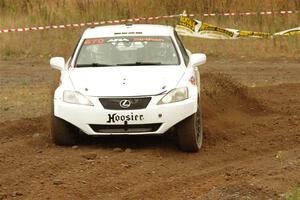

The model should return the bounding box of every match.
[120,100,131,109]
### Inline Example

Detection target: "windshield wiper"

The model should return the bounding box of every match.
[117,62,162,66]
[77,63,113,67]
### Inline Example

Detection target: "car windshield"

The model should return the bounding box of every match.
[76,36,180,67]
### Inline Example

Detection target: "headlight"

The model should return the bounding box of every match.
[158,87,188,105]
[63,91,94,106]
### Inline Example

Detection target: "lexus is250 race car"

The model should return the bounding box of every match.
[50,24,206,152]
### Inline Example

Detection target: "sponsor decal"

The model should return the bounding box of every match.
[132,38,164,42]
[107,113,144,123]
[107,38,130,43]
[84,38,105,45]
[83,37,166,46]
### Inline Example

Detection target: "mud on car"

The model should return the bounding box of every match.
[50,24,206,152]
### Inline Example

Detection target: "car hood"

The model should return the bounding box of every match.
[69,66,184,97]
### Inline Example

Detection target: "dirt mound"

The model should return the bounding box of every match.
[200,73,266,146]
[201,72,264,114]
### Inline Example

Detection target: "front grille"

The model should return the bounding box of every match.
[90,123,161,133]
[99,97,151,110]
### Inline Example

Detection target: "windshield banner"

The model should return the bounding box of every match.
[176,16,300,39]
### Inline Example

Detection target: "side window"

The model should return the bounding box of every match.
[174,31,189,66]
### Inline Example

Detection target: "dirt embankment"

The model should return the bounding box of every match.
[0,59,299,200]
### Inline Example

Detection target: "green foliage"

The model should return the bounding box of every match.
[285,188,300,200]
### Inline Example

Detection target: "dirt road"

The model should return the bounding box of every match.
[0,59,299,200]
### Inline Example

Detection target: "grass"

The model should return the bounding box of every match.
[285,188,300,200]
[0,0,299,60]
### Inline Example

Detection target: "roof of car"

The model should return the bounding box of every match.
[82,24,175,38]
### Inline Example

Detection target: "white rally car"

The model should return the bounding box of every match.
[50,24,206,152]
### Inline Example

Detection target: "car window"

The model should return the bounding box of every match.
[75,36,180,67]
[174,31,189,66]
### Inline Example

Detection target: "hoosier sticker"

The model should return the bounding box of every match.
[107,113,144,123]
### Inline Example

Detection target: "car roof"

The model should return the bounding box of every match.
[82,24,175,38]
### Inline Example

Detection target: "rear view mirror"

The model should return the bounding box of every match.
[50,57,65,71]
[190,53,207,67]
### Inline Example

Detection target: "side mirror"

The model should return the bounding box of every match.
[189,53,206,67]
[50,57,65,71]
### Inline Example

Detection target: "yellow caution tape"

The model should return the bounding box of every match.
[239,30,271,38]
[176,16,300,39]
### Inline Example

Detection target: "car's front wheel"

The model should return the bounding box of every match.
[177,104,203,152]
[51,113,79,146]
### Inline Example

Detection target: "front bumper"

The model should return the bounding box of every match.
[54,95,197,135]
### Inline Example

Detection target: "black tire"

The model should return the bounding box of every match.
[177,104,203,152]
[51,113,79,146]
